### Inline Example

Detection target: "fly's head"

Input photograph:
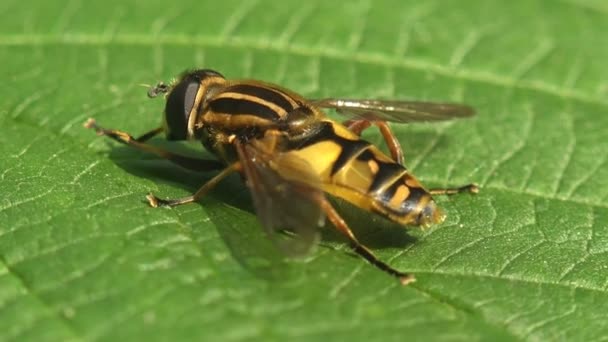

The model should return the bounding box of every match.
[148,69,226,141]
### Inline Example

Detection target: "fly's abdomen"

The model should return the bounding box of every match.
[366,166,445,226]
[293,121,444,227]
[332,144,444,227]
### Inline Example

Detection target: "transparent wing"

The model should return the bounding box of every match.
[235,136,325,257]
[310,98,475,123]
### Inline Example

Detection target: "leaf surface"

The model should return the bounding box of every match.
[1,0,607,340]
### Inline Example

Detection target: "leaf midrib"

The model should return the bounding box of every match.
[1,33,607,108]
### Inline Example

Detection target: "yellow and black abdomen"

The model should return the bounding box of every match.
[291,121,444,227]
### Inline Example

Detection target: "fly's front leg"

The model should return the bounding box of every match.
[147,163,241,208]
[85,119,223,172]
[318,197,415,285]
[135,126,164,142]
[344,120,405,165]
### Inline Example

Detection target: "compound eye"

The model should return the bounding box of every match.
[164,78,200,140]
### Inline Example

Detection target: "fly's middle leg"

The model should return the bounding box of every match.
[147,163,241,208]
[344,120,404,165]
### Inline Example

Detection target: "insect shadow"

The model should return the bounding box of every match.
[102,129,442,279]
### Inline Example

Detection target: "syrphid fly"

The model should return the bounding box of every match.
[86,69,478,284]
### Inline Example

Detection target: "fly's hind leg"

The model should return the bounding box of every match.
[344,120,404,165]
[319,197,415,285]
[147,163,241,208]
[85,119,224,172]
[429,184,479,195]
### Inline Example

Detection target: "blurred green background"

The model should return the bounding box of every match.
[1,0,607,341]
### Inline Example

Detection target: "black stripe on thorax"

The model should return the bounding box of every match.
[208,97,280,121]
[224,84,295,112]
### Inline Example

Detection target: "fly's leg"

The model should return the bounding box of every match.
[85,119,223,172]
[147,163,241,208]
[319,197,415,285]
[343,119,371,134]
[429,184,479,195]
[344,120,404,165]
[135,126,164,142]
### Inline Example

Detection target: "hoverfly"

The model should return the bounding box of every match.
[85,69,478,285]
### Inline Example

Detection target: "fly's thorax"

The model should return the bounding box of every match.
[199,80,322,135]
[199,126,240,165]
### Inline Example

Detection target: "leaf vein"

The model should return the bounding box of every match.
[1,34,607,107]
[0,256,81,339]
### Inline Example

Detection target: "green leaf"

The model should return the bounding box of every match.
[1,0,607,340]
